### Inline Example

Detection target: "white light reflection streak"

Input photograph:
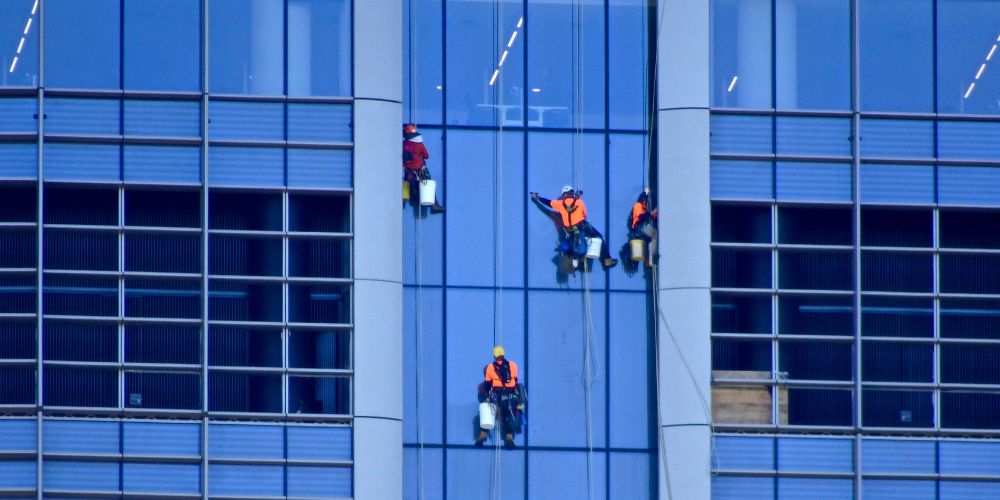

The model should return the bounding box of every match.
[489,16,524,86]
[727,76,738,92]
[965,35,1000,99]
[8,2,37,73]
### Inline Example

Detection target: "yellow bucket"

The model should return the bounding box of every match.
[630,239,645,261]
[402,180,410,201]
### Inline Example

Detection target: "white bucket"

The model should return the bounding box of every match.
[419,179,437,206]
[585,237,602,258]
[479,401,496,430]
[630,239,645,261]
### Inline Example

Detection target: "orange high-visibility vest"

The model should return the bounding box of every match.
[549,197,587,228]
[631,201,648,229]
[485,358,519,388]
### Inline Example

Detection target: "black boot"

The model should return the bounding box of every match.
[431,203,446,213]
[503,433,515,450]
[474,430,488,448]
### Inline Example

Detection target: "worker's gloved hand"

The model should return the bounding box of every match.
[530,192,538,201]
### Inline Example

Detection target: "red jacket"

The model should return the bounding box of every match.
[403,139,429,170]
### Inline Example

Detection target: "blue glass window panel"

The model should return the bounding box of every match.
[859,0,933,112]
[404,448,443,500]
[287,0,351,97]
[861,439,935,474]
[446,448,524,498]
[288,103,352,143]
[208,146,283,186]
[860,164,934,204]
[776,117,852,157]
[940,441,1000,475]
[44,420,119,454]
[45,98,120,136]
[445,1,524,127]
[0,143,37,178]
[609,453,652,500]
[208,424,284,459]
[939,121,1000,160]
[710,115,773,154]
[44,461,118,491]
[860,119,934,159]
[0,0,40,87]
[609,0,649,130]
[287,426,352,461]
[528,290,606,448]
[778,437,853,473]
[209,0,284,95]
[287,148,352,188]
[526,132,607,290]
[778,478,853,499]
[0,461,35,489]
[287,466,352,498]
[939,166,1000,206]
[941,481,1000,500]
[444,129,524,288]
[124,100,200,138]
[207,464,283,497]
[209,101,283,141]
[0,98,36,131]
[44,144,119,181]
[714,436,775,471]
[936,1,1000,115]
[609,293,651,448]
[123,463,199,494]
[713,476,775,500]
[711,160,773,200]
[443,289,522,444]
[124,0,199,91]
[528,451,606,500]
[401,128,443,286]
[44,0,120,89]
[527,1,605,129]
[862,479,935,500]
[123,422,200,456]
[402,0,442,125]
[776,162,851,202]
[711,0,772,108]
[774,0,850,110]
[403,287,443,443]
[124,146,200,184]
[609,134,650,291]
[0,420,36,451]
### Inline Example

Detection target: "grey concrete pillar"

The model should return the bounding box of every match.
[656,0,712,499]
[353,1,403,499]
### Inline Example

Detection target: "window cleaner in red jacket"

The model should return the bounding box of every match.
[403,124,445,213]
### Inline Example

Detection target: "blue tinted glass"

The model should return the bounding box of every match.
[714,436,775,471]
[208,424,283,458]
[287,426,352,461]
[208,146,283,187]
[45,0,120,89]
[0,143,37,178]
[776,162,852,202]
[711,0,772,108]
[287,466,351,498]
[774,0,850,110]
[0,461,35,489]
[209,101,284,141]
[124,100,201,137]
[528,1,605,128]
[938,120,1000,160]
[609,453,652,500]
[609,294,650,448]
[445,1,523,127]
[444,129,524,288]
[609,0,649,130]
[208,464,283,497]
[860,164,934,204]
[124,0,199,91]
[860,0,933,112]
[608,134,650,291]
[939,166,1000,207]
[937,0,1000,114]
[941,481,1000,500]
[123,463,200,494]
[863,480,935,500]
[711,160,773,200]
[860,119,934,159]
[44,144,119,181]
[287,148,351,188]
[209,0,284,95]
[861,439,936,474]
[713,476,775,500]
[287,0,351,96]
[711,115,773,154]
[404,448,443,500]
[0,0,39,87]
[403,288,443,443]
[0,420,36,451]
[401,128,443,285]
[778,437,853,472]
[776,117,852,157]
[446,448,525,498]
[44,420,119,454]
[0,97,36,132]
[403,0,443,124]
[123,422,200,456]
[778,478,853,499]
[528,450,606,500]
[124,146,200,184]
[45,98,120,136]
[940,440,1000,475]
[288,103,352,143]
[44,461,119,491]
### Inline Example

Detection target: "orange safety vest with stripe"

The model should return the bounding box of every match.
[549,197,587,228]
[485,358,519,388]
[631,201,649,229]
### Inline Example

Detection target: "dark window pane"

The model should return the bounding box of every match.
[0,367,34,404]
[44,275,116,317]
[779,295,853,336]
[289,239,350,278]
[287,0,351,97]
[942,299,1000,340]
[209,281,282,322]
[941,254,1000,294]
[861,252,932,293]
[289,194,350,233]
[774,0,850,110]
[778,250,853,290]
[126,372,200,410]
[0,274,35,314]
[780,342,852,381]
[124,0,200,91]
[44,230,117,271]
[125,280,201,319]
[778,207,851,245]
[713,249,771,288]
[44,322,116,362]
[208,191,282,231]
[125,189,200,228]
[713,293,772,334]
[942,345,1000,385]
[44,186,117,226]
[126,233,201,274]
[712,205,770,243]
[44,367,116,407]
[863,342,932,382]
[288,376,350,414]
[859,0,933,112]
[0,322,34,359]
[0,230,36,268]
[862,296,933,338]
[711,0,772,108]
[125,326,200,364]
[209,0,283,95]
[210,235,282,276]
[209,372,282,413]
[209,327,281,367]
[787,388,852,426]
[861,208,932,247]
[936,0,1000,114]
[942,392,1000,429]
[0,0,40,87]
[863,390,933,428]
[289,285,350,324]
[713,339,771,371]
[940,210,1000,249]
[0,186,36,223]
[289,330,351,369]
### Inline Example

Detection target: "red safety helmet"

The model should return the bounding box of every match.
[403,123,418,135]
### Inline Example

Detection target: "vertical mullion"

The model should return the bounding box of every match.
[771,204,779,428]
[851,0,863,495]
[283,192,289,417]
[36,0,46,496]
[933,208,941,432]
[200,0,210,498]
[118,187,125,411]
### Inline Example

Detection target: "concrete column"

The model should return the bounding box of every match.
[657,1,712,499]
[353,1,403,499]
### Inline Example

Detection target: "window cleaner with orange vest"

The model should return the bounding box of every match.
[475,346,525,450]
[403,123,445,213]
[628,188,658,267]
[531,186,618,269]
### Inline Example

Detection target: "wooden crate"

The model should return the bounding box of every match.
[712,371,788,425]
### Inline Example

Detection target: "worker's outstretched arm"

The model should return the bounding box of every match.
[530,192,553,205]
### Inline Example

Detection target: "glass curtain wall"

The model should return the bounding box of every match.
[711,0,1000,498]
[0,0,353,498]
[402,0,656,499]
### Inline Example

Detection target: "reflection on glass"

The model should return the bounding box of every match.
[774,0,849,109]
[404,0,443,123]
[937,0,1000,114]
[711,0,772,108]
[608,0,649,129]
[210,0,284,95]
[288,0,351,96]
[124,0,200,91]
[860,0,933,112]
[0,0,39,87]
[45,0,120,89]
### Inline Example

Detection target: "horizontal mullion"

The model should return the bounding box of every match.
[286,231,353,239]
[122,226,201,234]
[286,277,352,285]
[205,411,352,423]
[120,454,201,464]
[0,267,37,274]
[123,271,202,280]
[286,368,353,377]
[207,457,351,468]
[208,274,284,282]
[0,358,38,366]
[0,132,36,141]
[208,366,284,373]
[207,229,284,237]
[43,224,120,232]
[711,108,854,118]
[122,363,202,372]
[712,153,854,164]
[712,378,853,388]
[710,469,854,479]
[208,139,352,150]
[122,136,202,146]
[208,93,352,104]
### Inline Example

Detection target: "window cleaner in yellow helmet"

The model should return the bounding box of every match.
[475,345,525,449]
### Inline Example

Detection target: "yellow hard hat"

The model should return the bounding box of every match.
[492,345,505,358]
